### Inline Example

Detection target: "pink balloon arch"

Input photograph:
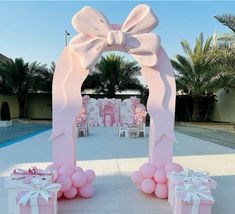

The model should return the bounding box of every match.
[48,4,182,199]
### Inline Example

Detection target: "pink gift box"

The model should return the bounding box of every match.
[16,191,57,214]
[168,175,188,207]
[5,172,57,214]
[168,171,217,208]
[174,190,214,214]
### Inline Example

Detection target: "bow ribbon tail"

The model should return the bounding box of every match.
[30,193,40,214]
[49,47,73,141]
[197,192,214,201]
[191,194,200,214]
[18,191,33,207]
[50,45,90,143]
[39,191,51,202]
[44,183,62,192]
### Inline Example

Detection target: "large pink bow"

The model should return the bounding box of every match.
[69,4,161,69]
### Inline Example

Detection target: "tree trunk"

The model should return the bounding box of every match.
[18,97,27,118]
[192,96,201,121]
[185,102,192,121]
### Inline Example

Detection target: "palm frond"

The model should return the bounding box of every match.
[215,14,235,32]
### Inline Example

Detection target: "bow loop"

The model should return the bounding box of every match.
[172,169,210,184]
[72,6,112,37]
[121,4,159,34]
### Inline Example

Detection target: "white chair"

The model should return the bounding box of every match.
[139,123,146,137]
[118,124,127,137]
[77,122,88,137]
[126,127,140,138]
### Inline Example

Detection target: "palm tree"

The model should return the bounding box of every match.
[82,54,144,98]
[214,14,235,89]
[0,58,48,118]
[171,33,222,121]
[32,62,55,93]
[210,44,235,90]
[215,14,235,45]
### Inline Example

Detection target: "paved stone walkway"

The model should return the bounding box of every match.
[175,124,235,150]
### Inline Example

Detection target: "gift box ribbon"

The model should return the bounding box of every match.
[175,184,214,214]
[13,167,53,176]
[172,169,210,184]
[18,179,61,214]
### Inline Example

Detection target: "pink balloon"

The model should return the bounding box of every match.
[79,183,93,198]
[59,166,74,176]
[56,175,72,192]
[154,184,168,199]
[131,171,144,185]
[71,171,87,188]
[140,179,156,194]
[57,191,63,199]
[74,166,83,173]
[154,170,167,184]
[63,186,78,199]
[46,164,60,171]
[139,163,156,179]
[164,162,182,173]
[84,170,96,183]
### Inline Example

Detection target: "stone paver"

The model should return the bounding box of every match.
[175,124,235,149]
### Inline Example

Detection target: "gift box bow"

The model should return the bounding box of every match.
[12,167,56,182]
[13,167,53,176]
[175,184,214,214]
[172,169,210,184]
[18,178,61,214]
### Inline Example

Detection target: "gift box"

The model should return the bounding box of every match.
[174,184,214,214]
[17,192,56,214]
[16,179,61,214]
[5,167,57,214]
[168,169,216,208]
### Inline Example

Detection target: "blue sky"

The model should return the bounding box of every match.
[0,1,235,65]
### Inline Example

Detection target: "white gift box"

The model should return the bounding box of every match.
[5,169,57,214]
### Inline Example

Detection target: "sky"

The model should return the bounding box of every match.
[0,1,235,65]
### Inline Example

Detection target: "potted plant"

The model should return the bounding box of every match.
[0,101,12,127]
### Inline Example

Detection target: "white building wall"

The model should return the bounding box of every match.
[211,89,235,123]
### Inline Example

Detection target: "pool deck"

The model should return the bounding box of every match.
[0,127,235,214]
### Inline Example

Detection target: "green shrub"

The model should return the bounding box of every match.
[1,101,11,121]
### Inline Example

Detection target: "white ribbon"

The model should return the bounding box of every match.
[175,184,214,214]
[17,178,61,214]
[172,169,210,184]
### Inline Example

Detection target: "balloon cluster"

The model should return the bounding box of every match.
[47,164,95,199]
[131,162,183,198]
[134,108,147,125]
[77,107,86,122]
